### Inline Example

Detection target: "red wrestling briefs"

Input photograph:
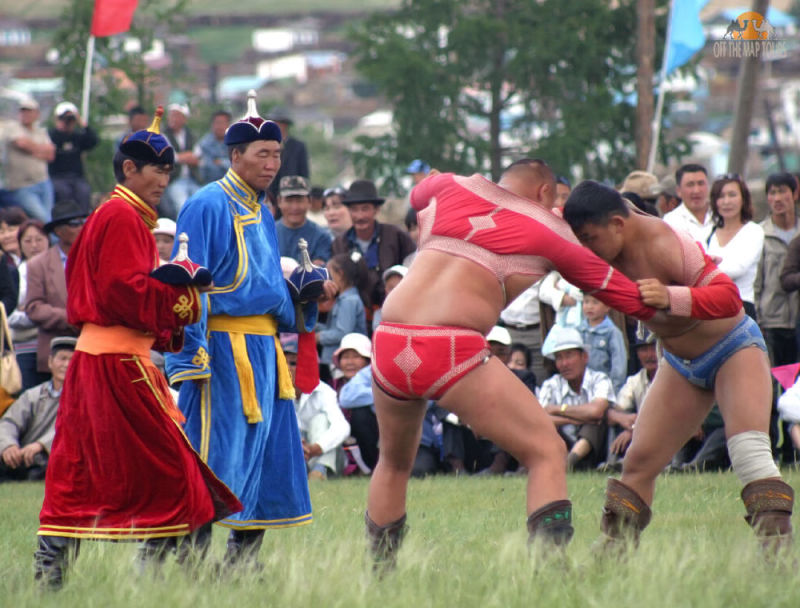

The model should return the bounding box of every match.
[372,323,491,401]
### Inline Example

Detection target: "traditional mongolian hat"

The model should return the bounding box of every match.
[118,106,175,166]
[342,179,385,206]
[150,232,212,287]
[224,90,282,146]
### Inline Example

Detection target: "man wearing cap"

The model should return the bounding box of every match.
[620,170,659,216]
[24,199,87,376]
[267,107,309,202]
[34,109,241,589]
[0,336,75,482]
[406,160,430,186]
[276,175,332,263]
[47,101,98,214]
[162,103,200,219]
[652,175,680,216]
[4,98,55,222]
[166,92,334,568]
[538,326,614,471]
[331,179,416,309]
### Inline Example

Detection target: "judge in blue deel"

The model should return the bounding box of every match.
[165,90,336,568]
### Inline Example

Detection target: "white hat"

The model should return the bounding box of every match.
[167,102,190,117]
[382,264,408,282]
[333,333,372,368]
[54,101,79,118]
[153,218,176,237]
[542,326,586,359]
[486,325,512,346]
[19,97,39,111]
[280,256,299,280]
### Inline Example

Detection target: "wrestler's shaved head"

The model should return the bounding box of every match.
[499,158,556,208]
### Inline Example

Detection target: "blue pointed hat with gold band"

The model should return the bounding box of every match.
[224,90,282,145]
[119,106,175,165]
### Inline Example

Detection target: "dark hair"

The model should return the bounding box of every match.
[563,180,629,230]
[675,163,707,186]
[621,191,659,217]
[227,142,250,161]
[128,105,146,119]
[765,172,798,194]
[212,110,232,121]
[510,342,531,369]
[310,186,324,199]
[112,149,150,183]
[17,219,47,257]
[328,252,371,309]
[0,206,28,227]
[709,176,753,227]
[556,175,572,188]
[404,207,418,230]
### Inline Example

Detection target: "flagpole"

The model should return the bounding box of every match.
[81,35,96,123]
[647,0,675,173]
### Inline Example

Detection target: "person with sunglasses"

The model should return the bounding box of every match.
[706,174,763,320]
[24,198,86,379]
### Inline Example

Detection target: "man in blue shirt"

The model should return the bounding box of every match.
[276,175,332,264]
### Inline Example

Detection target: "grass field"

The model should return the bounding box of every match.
[2,471,800,606]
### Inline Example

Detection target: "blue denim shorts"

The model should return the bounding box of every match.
[662,315,766,390]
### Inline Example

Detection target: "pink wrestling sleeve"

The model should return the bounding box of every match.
[410,173,452,211]
[545,237,657,321]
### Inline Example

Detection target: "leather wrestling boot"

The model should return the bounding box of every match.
[598,478,652,554]
[741,478,794,558]
[176,523,213,569]
[526,499,574,549]
[135,537,178,576]
[33,535,80,591]
[224,529,265,570]
[365,511,407,575]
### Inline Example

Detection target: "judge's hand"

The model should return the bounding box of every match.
[2,445,23,468]
[637,278,670,309]
[21,442,43,467]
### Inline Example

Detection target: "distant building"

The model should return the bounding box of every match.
[0,20,31,46]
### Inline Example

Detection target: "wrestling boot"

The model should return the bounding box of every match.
[224,529,265,570]
[176,523,213,569]
[526,499,574,549]
[33,535,80,591]
[741,478,794,557]
[598,478,652,553]
[135,536,178,576]
[365,511,407,575]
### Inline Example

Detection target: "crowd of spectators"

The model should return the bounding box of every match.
[3,95,800,483]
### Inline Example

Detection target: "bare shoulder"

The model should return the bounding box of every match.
[636,218,687,282]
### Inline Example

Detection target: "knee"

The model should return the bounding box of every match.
[519,428,567,470]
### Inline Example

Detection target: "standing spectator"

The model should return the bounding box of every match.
[162,103,200,219]
[307,186,327,227]
[283,335,350,480]
[406,159,430,187]
[24,200,86,377]
[4,98,55,222]
[578,293,628,391]
[196,110,231,185]
[554,175,571,210]
[0,336,75,481]
[268,107,309,202]
[651,175,680,216]
[402,207,419,267]
[115,105,149,150]
[322,187,351,239]
[47,101,98,214]
[165,94,332,569]
[706,174,763,319]
[663,163,713,245]
[276,176,332,263]
[331,180,416,311]
[539,326,614,470]
[0,208,27,322]
[7,219,48,390]
[372,264,407,332]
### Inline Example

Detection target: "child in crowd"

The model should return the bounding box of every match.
[372,265,408,332]
[579,293,627,391]
[316,252,368,375]
[153,218,176,265]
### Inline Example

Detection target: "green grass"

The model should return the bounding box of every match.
[2,472,800,606]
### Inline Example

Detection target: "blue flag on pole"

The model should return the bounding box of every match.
[665,0,710,74]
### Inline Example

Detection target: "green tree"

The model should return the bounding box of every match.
[351,0,667,187]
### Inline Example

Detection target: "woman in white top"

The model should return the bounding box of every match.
[706,174,764,319]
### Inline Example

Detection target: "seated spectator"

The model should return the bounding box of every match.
[372,264,407,332]
[153,218,176,266]
[25,199,85,377]
[8,220,49,390]
[669,405,729,472]
[276,176,332,264]
[538,326,614,470]
[0,336,75,481]
[0,208,28,332]
[402,207,419,267]
[578,293,627,391]
[322,187,351,239]
[337,333,379,471]
[601,332,658,471]
[283,335,350,480]
[778,373,800,454]
[508,342,537,389]
[411,402,445,478]
[317,253,368,374]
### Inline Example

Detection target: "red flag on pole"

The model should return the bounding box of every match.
[90,0,140,37]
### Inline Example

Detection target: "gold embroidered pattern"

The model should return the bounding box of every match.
[173,295,193,319]
[192,347,210,368]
